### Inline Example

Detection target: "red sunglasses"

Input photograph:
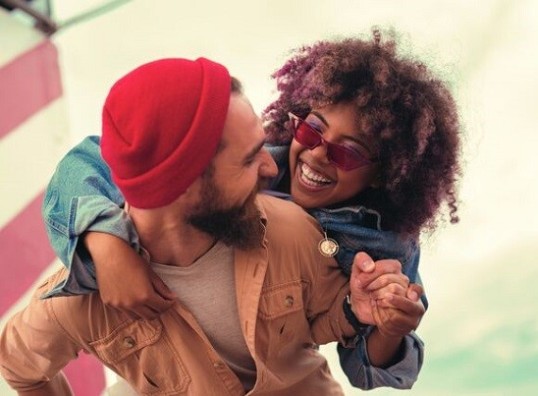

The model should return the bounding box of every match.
[288,113,375,171]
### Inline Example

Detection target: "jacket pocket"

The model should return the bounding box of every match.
[258,280,304,320]
[257,280,311,358]
[91,319,190,395]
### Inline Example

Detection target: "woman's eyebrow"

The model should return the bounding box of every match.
[310,111,328,126]
[309,111,373,153]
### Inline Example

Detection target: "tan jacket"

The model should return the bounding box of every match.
[0,195,354,395]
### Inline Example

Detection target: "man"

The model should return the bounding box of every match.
[1,57,417,395]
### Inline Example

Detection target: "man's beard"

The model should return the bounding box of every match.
[186,175,264,250]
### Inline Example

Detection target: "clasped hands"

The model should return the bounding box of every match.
[348,252,425,338]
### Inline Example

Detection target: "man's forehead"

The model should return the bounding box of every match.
[222,95,261,139]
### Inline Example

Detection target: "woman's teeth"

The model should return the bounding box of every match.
[300,163,332,186]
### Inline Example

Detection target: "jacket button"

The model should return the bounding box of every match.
[285,296,294,307]
[122,336,136,349]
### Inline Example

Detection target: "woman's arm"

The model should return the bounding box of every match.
[42,135,129,295]
[338,253,426,389]
[84,232,175,319]
[337,331,424,390]
[41,136,174,318]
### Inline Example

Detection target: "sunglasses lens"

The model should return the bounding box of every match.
[294,121,322,148]
[326,143,369,171]
[289,113,372,171]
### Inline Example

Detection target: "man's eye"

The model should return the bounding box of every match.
[244,154,259,166]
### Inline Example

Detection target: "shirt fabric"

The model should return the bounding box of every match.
[39,136,424,390]
[1,195,355,395]
[150,242,257,390]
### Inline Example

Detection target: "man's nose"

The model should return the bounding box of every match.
[259,149,278,178]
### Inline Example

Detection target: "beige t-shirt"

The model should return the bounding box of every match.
[150,242,256,391]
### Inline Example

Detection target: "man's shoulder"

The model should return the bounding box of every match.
[257,193,312,222]
[255,194,338,286]
[256,194,323,243]
[35,268,108,329]
[32,268,133,347]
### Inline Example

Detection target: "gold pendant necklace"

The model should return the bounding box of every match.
[318,231,339,257]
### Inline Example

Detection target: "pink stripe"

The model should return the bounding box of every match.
[0,191,56,315]
[64,353,106,396]
[0,40,62,139]
[0,192,106,394]
[1,34,101,387]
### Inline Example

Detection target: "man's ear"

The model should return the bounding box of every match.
[181,177,204,202]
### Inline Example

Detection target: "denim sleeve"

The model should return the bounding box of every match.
[335,243,426,389]
[312,216,427,389]
[337,330,424,389]
[41,136,139,297]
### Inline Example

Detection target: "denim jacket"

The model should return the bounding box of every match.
[42,136,424,390]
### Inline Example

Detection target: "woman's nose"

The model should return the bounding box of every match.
[309,143,330,165]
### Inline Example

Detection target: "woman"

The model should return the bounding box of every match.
[263,28,461,283]
[42,29,461,390]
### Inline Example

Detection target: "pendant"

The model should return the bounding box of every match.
[318,232,339,257]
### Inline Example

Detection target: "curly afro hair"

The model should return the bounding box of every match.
[262,29,462,236]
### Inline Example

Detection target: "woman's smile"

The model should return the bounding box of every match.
[289,103,378,209]
[297,160,333,190]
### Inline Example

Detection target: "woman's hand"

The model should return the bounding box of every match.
[348,252,426,367]
[83,232,176,319]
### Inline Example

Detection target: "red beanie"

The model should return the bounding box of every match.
[101,58,231,209]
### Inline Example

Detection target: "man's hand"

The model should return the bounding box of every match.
[349,252,409,325]
[84,232,176,319]
[373,283,425,337]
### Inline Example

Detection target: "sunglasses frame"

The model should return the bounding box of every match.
[288,112,375,171]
